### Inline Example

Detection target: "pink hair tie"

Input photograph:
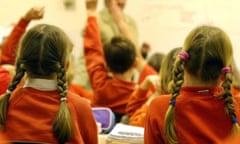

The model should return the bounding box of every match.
[178,51,189,61]
[221,67,231,74]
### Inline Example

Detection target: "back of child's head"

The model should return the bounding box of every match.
[160,47,181,94]
[0,24,73,143]
[147,52,165,73]
[164,25,239,144]
[103,36,136,74]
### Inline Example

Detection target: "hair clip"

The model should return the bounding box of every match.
[221,67,231,74]
[232,118,238,124]
[169,100,176,106]
[60,97,67,102]
[178,51,189,61]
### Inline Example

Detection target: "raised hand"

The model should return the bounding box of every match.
[109,0,123,23]
[86,0,97,15]
[140,75,161,94]
[23,6,45,21]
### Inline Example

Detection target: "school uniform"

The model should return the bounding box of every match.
[137,64,158,84]
[144,86,240,144]
[129,103,148,127]
[4,78,98,144]
[68,83,93,102]
[126,88,150,117]
[84,17,135,114]
[0,66,11,95]
[84,17,157,122]
[232,86,240,96]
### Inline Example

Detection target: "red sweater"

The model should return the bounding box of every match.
[0,67,11,95]
[84,17,157,114]
[0,18,29,65]
[144,86,240,144]
[138,64,157,84]
[4,87,98,144]
[84,17,136,114]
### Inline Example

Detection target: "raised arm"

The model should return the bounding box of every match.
[0,6,44,65]
[108,0,146,71]
[84,0,111,92]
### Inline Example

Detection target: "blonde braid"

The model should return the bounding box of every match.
[53,64,73,143]
[0,64,25,129]
[164,58,185,144]
[221,69,240,134]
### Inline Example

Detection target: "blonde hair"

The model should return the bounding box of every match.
[160,47,181,94]
[0,24,73,143]
[164,25,239,144]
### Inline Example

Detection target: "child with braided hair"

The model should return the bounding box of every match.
[144,25,240,144]
[0,23,98,144]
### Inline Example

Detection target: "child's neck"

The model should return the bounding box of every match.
[113,70,134,82]
[183,72,219,87]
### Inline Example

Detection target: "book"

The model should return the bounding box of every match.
[106,123,144,144]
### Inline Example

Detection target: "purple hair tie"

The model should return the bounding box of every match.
[221,67,231,74]
[178,51,189,61]
[169,100,176,106]
[232,118,238,124]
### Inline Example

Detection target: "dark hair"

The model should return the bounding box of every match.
[147,52,165,72]
[0,24,73,143]
[103,36,136,74]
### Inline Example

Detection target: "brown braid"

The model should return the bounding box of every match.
[0,64,25,128]
[164,58,185,144]
[222,72,240,133]
[53,63,73,144]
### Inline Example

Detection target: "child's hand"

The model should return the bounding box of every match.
[109,0,123,24]
[86,0,98,13]
[23,6,45,21]
[140,75,161,94]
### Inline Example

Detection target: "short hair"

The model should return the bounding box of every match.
[103,36,136,74]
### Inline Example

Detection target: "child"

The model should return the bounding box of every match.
[0,23,98,143]
[84,0,156,122]
[144,25,240,144]
[127,47,181,127]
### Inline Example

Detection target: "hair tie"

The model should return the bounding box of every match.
[6,89,12,95]
[60,97,67,102]
[232,118,238,124]
[178,51,189,61]
[169,100,176,106]
[221,67,231,74]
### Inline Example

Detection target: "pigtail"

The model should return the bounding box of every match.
[164,51,189,144]
[0,64,25,129]
[53,63,73,144]
[164,59,184,144]
[221,67,240,134]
